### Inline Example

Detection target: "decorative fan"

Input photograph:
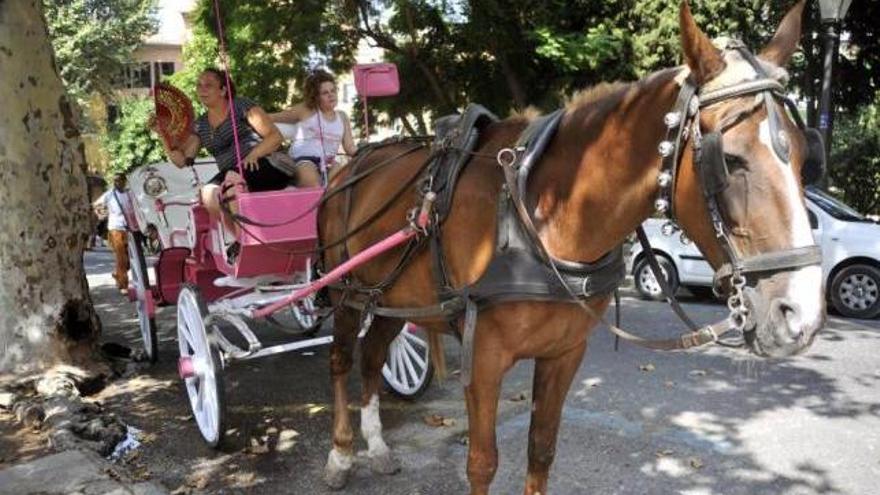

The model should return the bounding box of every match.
[152,83,195,149]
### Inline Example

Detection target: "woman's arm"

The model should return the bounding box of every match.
[340,112,357,156]
[269,103,309,124]
[243,106,284,169]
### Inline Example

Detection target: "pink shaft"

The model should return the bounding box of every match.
[252,228,416,319]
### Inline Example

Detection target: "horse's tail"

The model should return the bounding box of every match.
[429,331,446,381]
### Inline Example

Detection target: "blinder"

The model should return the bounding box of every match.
[698,132,729,197]
[801,127,826,185]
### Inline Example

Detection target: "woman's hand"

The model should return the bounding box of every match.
[168,149,186,168]
[243,150,261,171]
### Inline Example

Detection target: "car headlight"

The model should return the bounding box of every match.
[143,174,167,197]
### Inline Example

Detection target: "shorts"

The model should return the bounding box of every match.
[292,156,321,167]
[208,157,291,192]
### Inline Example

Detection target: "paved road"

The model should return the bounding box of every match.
[86,248,880,494]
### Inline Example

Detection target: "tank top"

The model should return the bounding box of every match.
[288,110,344,165]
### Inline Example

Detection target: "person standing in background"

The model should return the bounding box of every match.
[93,173,134,295]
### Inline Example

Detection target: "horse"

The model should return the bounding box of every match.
[317,1,823,493]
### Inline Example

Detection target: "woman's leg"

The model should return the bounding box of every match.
[295,162,322,187]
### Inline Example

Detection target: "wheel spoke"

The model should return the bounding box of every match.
[402,338,427,370]
[403,330,427,350]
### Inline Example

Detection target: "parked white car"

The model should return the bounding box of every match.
[630,187,880,319]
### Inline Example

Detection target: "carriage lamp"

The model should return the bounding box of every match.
[143,174,168,197]
[817,0,852,170]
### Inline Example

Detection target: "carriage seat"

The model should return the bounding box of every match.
[222,187,323,279]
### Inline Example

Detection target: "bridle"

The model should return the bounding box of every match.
[645,41,822,343]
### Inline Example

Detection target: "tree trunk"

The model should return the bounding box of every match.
[0,0,101,374]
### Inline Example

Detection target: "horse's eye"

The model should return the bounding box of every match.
[724,153,748,172]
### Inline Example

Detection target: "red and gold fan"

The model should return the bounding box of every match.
[152,82,195,149]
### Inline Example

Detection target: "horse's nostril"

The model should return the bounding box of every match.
[775,299,804,340]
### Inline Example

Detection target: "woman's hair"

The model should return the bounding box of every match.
[303,70,336,110]
[201,67,236,99]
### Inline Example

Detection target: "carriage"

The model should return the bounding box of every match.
[124,64,434,447]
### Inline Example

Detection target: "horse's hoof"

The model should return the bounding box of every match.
[369,452,401,475]
[323,465,351,490]
[324,449,352,490]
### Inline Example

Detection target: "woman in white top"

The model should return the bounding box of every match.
[271,70,357,186]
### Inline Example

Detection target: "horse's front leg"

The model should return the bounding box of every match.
[524,341,587,495]
[358,316,405,475]
[464,327,514,495]
[324,307,360,489]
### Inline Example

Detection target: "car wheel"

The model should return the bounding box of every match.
[830,264,880,319]
[633,255,678,301]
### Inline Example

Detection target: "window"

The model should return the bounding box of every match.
[153,62,175,84]
[115,61,176,89]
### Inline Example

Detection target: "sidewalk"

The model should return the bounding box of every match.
[0,248,169,495]
[0,450,168,495]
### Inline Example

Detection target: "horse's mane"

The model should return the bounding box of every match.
[564,81,631,112]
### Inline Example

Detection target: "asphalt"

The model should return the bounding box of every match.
[2,246,879,494]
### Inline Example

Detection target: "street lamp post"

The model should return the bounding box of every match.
[816,0,852,165]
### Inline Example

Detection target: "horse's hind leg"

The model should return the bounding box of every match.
[358,316,405,475]
[324,306,360,489]
[523,342,587,495]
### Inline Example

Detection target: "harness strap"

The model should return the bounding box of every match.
[498,147,721,352]
[699,78,784,108]
[635,227,699,330]
[714,245,822,282]
[460,298,478,386]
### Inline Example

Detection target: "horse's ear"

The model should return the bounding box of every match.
[759,0,806,67]
[679,0,725,85]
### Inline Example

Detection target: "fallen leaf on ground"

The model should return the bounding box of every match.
[307,404,327,415]
[689,457,705,469]
[655,449,674,458]
[424,414,456,427]
[509,392,528,402]
[639,363,656,372]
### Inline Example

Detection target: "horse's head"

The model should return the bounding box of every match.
[670,0,825,357]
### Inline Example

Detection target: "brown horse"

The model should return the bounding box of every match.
[318,1,822,493]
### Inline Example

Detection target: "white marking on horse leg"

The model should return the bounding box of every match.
[324,447,354,489]
[360,394,390,458]
[759,119,824,329]
[326,447,353,471]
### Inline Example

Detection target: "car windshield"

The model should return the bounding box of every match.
[806,187,869,222]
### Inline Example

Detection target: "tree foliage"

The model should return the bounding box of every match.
[829,94,880,215]
[178,1,877,122]
[101,97,165,176]
[43,0,158,107]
